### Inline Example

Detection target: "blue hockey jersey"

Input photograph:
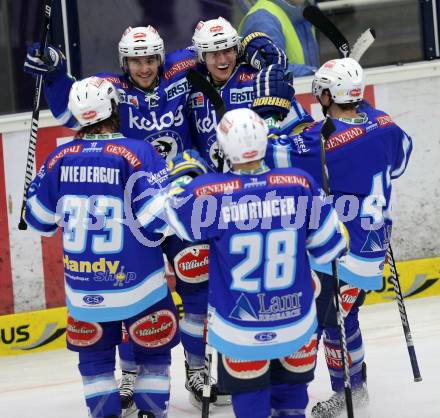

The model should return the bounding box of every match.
[265,104,413,290]
[165,167,347,360]
[26,133,170,322]
[188,63,313,172]
[44,49,196,161]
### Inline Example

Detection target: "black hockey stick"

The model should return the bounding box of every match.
[303,5,350,58]
[18,0,54,230]
[187,69,227,172]
[386,244,422,382]
[319,117,354,418]
[201,342,214,418]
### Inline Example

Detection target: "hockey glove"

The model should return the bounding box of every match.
[168,150,208,187]
[24,42,67,81]
[252,65,294,120]
[242,32,288,71]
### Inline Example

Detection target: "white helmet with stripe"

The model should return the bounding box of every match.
[216,108,268,165]
[68,76,120,126]
[312,58,365,104]
[192,17,240,62]
[118,26,165,72]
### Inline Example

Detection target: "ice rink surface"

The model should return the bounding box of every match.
[1,296,439,418]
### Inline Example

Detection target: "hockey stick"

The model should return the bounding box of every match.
[350,28,376,62]
[187,69,227,172]
[386,244,423,382]
[18,0,54,230]
[303,5,375,62]
[201,342,214,418]
[303,5,350,58]
[187,69,226,119]
[319,117,354,418]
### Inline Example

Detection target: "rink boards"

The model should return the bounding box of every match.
[0,62,439,356]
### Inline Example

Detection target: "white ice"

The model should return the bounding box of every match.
[1,296,439,418]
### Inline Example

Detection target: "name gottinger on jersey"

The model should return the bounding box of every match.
[60,166,120,185]
[221,197,296,223]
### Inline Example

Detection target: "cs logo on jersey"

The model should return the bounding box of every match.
[83,295,104,305]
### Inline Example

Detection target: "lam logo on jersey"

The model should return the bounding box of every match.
[360,230,384,253]
[174,244,209,283]
[129,310,177,348]
[229,293,258,321]
[66,317,103,347]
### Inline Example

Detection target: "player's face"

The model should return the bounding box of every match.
[204,47,237,84]
[127,56,160,89]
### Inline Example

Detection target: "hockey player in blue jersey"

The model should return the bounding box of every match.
[24,25,195,162]
[189,17,313,172]
[265,58,412,417]
[25,76,180,418]
[24,25,191,415]
[165,108,348,418]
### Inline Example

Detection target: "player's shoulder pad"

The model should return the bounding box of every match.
[362,105,396,128]
[162,49,197,82]
[45,139,84,171]
[94,72,125,87]
[266,166,317,191]
[232,63,257,85]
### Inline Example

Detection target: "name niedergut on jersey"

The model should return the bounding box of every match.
[60,166,121,185]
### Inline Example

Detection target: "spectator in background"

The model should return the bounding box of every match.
[238,0,319,76]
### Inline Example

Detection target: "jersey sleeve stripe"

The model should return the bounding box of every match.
[26,221,58,237]
[27,195,58,225]
[136,192,166,227]
[164,203,193,242]
[273,143,293,168]
[310,235,346,265]
[306,210,339,249]
[391,132,412,178]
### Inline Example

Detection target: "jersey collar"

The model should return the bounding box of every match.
[231,161,270,176]
[82,133,125,140]
[337,113,368,124]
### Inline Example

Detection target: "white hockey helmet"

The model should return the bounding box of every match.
[118,26,165,72]
[192,17,241,62]
[312,58,365,104]
[216,108,268,165]
[68,76,120,126]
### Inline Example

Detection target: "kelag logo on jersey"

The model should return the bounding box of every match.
[128,105,184,132]
[194,109,217,134]
[165,78,190,101]
[229,87,253,104]
[174,244,209,283]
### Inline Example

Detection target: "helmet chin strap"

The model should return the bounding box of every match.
[319,95,333,117]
